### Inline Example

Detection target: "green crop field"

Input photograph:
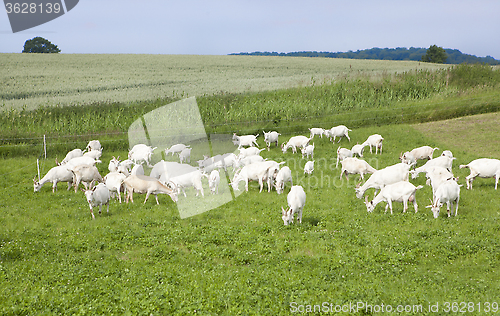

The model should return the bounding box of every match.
[0,53,450,111]
[1,55,500,315]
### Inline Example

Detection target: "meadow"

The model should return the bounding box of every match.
[1,55,500,315]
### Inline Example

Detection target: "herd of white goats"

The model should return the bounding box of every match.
[33,125,500,223]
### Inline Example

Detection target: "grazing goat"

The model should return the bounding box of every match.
[231,161,279,192]
[304,161,314,175]
[103,171,127,203]
[400,146,439,165]
[179,148,192,164]
[233,133,259,149]
[340,157,377,180]
[281,185,306,225]
[169,169,206,197]
[410,156,455,179]
[281,136,312,154]
[363,134,383,154]
[238,147,265,159]
[128,144,156,167]
[165,144,190,156]
[351,143,366,158]
[459,158,500,190]
[60,148,83,165]
[355,163,410,199]
[71,165,103,192]
[123,174,178,204]
[209,170,220,194]
[33,165,74,193]
[426,179,461,218]
[326,125,351,143]
[364,181,423,214]
[83,183,110,220]
[336,146,353,168]
[301,143,315,159]
[263,131,280,150]
[308,128,325,138]
[275,166,293,194]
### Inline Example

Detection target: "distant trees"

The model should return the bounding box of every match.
[421,45,447,63]
[22,37,61,53]
[231,46,500,65]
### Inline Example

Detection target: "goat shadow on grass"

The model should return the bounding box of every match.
[302,217,321,226]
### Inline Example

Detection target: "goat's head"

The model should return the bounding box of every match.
[281,207,293,225]
[364,196,375,213]
[425,198,441,218]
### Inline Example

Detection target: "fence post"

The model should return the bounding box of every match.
[44,135,47,159]
[37,158,40,181]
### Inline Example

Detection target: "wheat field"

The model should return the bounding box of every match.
[0,53,450,111]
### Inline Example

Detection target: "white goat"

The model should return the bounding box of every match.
[364,181,423,214]
[123,174,178,204]
[71,164,103,192]
[281,185,306,225]
[363,134,383,154]
[169,169,206,197]
[60,148,83,165]
[424,166,455,195]
[351,143,366,158]
[150,160,197,180]
[281,136,312,154]
[355,163,410,199]
[459,158,500,190]
[131,164,144,176]
[231,161,278,192]
[301,143,315,159]
[103,171,127,203]
[275,166,293,194]
[238,147,265,159]
[233,133,259,148]
[426,179,461,218]
[410,156,456,179]
[128,144,156,167]
[234,155,266,169]
[263,131,280,150]
[327,125,351,143]
[83,183,110,220]
[33,165,74,193]
[86,140,102,152]
[336,146,353,168]
[165,144,190,156]
[60,155,100,169]
[179,148,192,164]
[83,149,102,160]
[304,161,314,175]
[208,170,220,194]
[108,156,120,173]
[400,146,439,165]
[340,157,377,180]
[441,150,454,159]
[308,128,325,138]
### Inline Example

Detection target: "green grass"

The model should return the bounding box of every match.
[1,121,500,315]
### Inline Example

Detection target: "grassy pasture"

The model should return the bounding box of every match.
[1,116,500,315]
[0,53,450,111]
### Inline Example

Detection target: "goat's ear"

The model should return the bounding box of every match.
[281,207,286,215]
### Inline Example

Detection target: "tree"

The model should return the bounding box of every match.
[421,45,447,63]
[22,37,61,53]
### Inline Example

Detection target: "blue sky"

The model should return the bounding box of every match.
[1,0,500,59]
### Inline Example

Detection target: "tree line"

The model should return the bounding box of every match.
[231,46,500,65]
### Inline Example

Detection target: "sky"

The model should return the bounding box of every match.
[1,0,500,59]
